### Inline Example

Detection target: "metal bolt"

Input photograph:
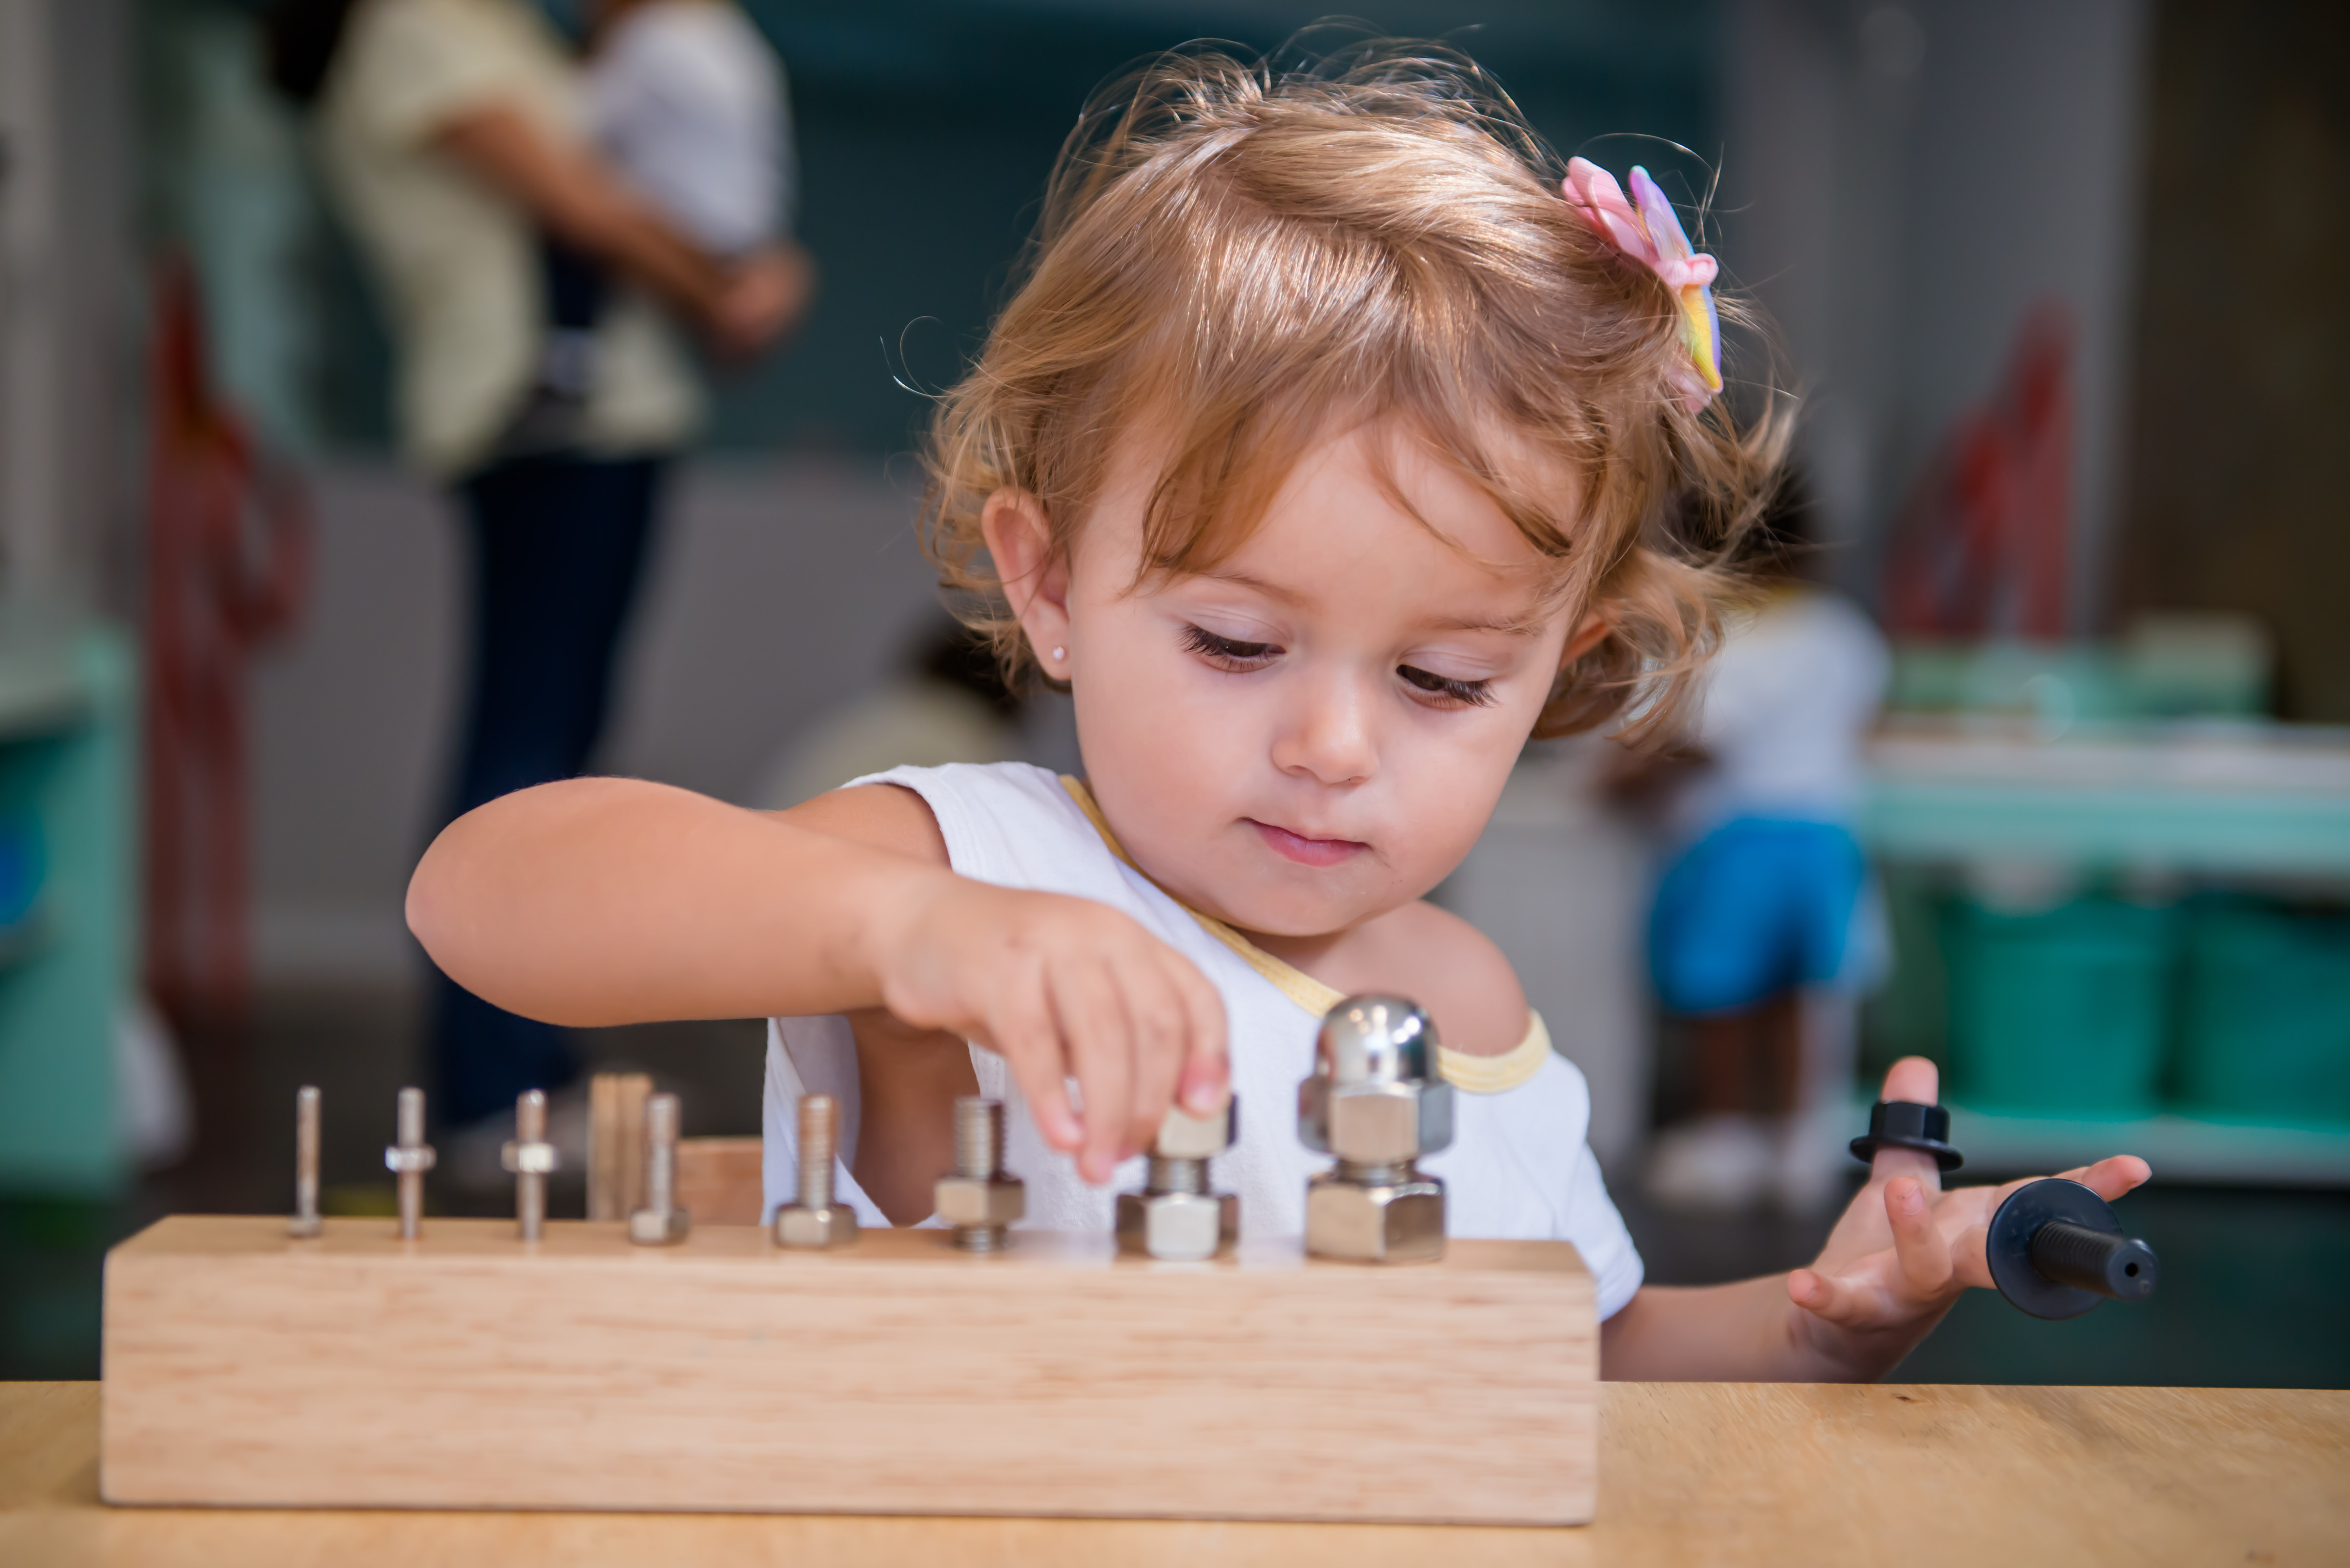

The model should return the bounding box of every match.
[1116,1097,1239,1261]
[934,1096,1024,1252]
[628,1092,691,1244]
[1301,996,1448,1264]
[774,1093,858,1248]
[382,1087,436,1240]
[288,1085,323,1238]
[501,1088,560,1242]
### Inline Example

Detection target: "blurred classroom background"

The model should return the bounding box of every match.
[2,0,2345,1387]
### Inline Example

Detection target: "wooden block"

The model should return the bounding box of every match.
[585,1073,651,1222]
[101,1215,1595,1524]
[674,1135,766,1225]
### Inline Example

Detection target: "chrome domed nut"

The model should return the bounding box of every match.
[1116,1190,1238,1262]
[1305,1170,1446,1263]
[1297,995,1454,1165]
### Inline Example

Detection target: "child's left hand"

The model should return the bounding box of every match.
[1785,1056,2151,1374]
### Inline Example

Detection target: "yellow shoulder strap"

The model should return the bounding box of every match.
[1059,776,1550,1094]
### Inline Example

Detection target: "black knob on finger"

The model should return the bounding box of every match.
[1848,1099,1964,1172]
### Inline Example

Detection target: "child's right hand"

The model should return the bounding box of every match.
[869,877,1230,1183]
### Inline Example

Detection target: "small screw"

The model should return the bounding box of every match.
[383,1087,436,1240]
[288,1086,323,1238]
[628,1092,690,1245]
[501,1089,560,1242]
[774,1094,858,1248]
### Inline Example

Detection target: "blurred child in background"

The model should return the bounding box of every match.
[1630,486,1893,1215]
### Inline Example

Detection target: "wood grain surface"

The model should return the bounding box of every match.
[100,1214,1596,1523]
[13,1380,2347,1566]
[673,1135,765,1225]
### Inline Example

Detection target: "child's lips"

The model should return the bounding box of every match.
[1247,819,1369,867]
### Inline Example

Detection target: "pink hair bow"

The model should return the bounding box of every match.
[1562,157,1723,413]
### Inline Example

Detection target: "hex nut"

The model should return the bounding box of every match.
[934,1174,1026,1228]
[1297,1076,1454,1165]
[501,1140,560,1176]
[1116,1190,1238,1261]
[774,1204,858,1249]
[1304,1171,1446,1263]
[1151,1097,1236,1160]
[629,1207,691,1245]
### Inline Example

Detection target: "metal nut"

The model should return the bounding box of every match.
[1298,995,1454,1163]
[628,1208,691,1244]
[501,1141,560,1176]
[1152,1097,1237,1160]
[934,1174,1025,1228]
[775,1205,859,1249]
[1305,1171,1446,1263]
[1116,1190,1237,1261]
[1298,1075,1454,1164]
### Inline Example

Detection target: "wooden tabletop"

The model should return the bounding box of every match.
[4,1380,2345,1566]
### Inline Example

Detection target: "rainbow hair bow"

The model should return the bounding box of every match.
[1562,158,1723,413]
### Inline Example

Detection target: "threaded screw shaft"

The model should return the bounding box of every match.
[393,1086,428,1240]
[799,1095,837,1210]
[954,1096,1003,1179]
[645,1093,678,1213]
[290,1085,322,1238]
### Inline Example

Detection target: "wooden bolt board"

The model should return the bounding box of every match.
[100,1215,1596,1525]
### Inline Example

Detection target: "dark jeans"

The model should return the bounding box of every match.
[430,454,666,1126]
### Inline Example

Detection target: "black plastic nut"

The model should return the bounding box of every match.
[1848,1099,1964,1172]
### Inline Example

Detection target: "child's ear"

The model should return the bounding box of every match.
[980,488,1073,673]
[1562,612,1612,665]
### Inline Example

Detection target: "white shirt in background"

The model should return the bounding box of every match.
[588,0,790,255]
[1671,586,1892,843]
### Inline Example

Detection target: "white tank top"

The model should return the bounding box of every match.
[763,761,1644,1318]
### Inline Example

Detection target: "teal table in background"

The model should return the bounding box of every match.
[0,627,136,1199]
[1861,717,2350,1185]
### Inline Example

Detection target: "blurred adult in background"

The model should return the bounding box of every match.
[1612,487,1891,1216]
[264,0,812,1137]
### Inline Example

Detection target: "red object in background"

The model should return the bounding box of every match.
[1883,303,2074,639]
[143,256,311,1039]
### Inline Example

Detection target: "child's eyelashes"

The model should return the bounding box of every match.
[1181,623,1281,669]
[1182,623,1497,707]
[1398,664,1498,708]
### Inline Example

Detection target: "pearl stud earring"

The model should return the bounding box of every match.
[1051,646,1066,663]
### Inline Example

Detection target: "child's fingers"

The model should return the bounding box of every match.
[989,971,1082,1153]
[1885,1176,1954,1298]
[1053,960,1135,1185]
[1870,1056,1945,1195]
[1167,951,1230,1114]
[1786,1266,1879,1327]
[1121,961,1189,1160]
[2057,1154,2152,1201]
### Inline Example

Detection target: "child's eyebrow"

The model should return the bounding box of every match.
[1195,570,1548,638]
[1428,612,1548,638]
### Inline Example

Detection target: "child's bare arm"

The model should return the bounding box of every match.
[407,778,1229,1179]
[1600,1057,2152,1381]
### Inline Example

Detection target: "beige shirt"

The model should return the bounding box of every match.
[319,0,702,476]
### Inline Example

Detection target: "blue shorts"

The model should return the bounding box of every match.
[1648,817,1868,1016]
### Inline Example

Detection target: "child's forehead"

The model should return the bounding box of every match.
[1087,410,1585,591]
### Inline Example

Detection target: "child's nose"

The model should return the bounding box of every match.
[1271,670,1377,787]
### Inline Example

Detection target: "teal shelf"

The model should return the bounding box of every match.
[1862,719,2350,876]
[0,628,136,1199]
[1875,1095,2350,1188]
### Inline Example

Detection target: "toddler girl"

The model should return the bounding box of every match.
[410,45,2146,1378]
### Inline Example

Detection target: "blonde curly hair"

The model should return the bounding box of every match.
[919,41,1787,741]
